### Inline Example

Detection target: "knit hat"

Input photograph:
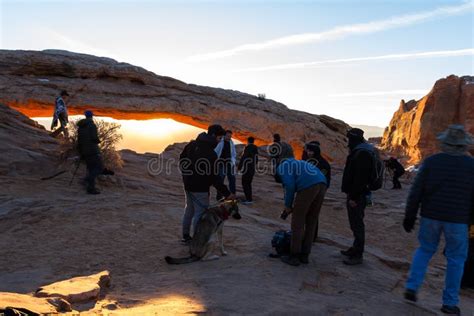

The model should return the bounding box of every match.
[84,110,93,118]
[437,125,472,146]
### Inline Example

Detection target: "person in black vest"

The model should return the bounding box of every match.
[341,128,374,265]
[238,137,259,205]
[179,125,236,243]
[215,130,237,201]
[386,157,405,189]
[77,110,103,195]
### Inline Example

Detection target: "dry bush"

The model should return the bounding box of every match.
[59,119,124,170]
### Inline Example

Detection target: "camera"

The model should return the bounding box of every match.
[280,210,289,220]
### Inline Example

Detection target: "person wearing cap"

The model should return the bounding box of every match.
[179,125,237,243]
[274,142,327,266]
[77,110,103,195]
[403,125,474,315]
[50,90,70,138]
[341,128,375,265]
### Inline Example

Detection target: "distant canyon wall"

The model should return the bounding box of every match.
[381,75,474,163]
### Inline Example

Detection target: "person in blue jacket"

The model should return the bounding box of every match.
[275,142,327,266]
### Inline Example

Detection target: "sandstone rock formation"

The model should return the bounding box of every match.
[0,292,72,313]
[381,75,474,163]
[35,270,111,303]
[0,49,349,162]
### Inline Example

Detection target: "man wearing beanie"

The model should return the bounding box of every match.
[77,110,103,194]
[341,128,374,265]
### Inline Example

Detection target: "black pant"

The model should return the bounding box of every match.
[84,155,103,191]
[462,237,474,288]
[347,196,367,258]
[242,169,255,201]
[392,171,403,189]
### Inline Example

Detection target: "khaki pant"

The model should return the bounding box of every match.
[290,183,327,255]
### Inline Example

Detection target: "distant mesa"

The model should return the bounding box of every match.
[381,75,474,163]
[0,49,350,162]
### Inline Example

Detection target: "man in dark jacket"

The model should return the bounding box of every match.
[179,124,236,242]
[302,141,331,241]
[238,137,259,204]
[341,128,374,265]
[386,157,405,189]
[403,125,474,316]
[77,110,103,195]
[269,133,281,174]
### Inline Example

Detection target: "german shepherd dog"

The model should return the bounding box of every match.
[165,200,241,264]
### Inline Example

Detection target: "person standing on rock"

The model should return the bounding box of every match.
[179,125,236,243]
[77,110,103,195]
[50,90,70,138]
[238,137,259,205]
[214,130,237,201]
[274,142,327,266]
[403,125,474,316]
[302,142,331,241]
[269,133,281,174]
[341,128,374,265]
[386,157,405,189]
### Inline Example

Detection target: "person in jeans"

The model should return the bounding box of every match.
[274,142,327,266]
[341,128,374,265]
[403,125,474,316]
[179,125,236,243]
[50,90,70,138]
[238,137,258,204]
[215,130,237,201]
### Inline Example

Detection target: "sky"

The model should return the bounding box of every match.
[1,0,473,127]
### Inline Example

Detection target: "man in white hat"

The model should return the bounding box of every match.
[403,125,474,315]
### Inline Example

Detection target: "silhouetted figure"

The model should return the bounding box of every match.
[386,157,405,189]
[50,90,69,138]
[269,133,281,174]
[238,137,258,204]
[403,125,474,315]
[341,128,374,266]
[179,125,236,243]
[77,111,103,195]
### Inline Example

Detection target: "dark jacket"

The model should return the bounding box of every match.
[405,153,474,224]
[238,144,258,174]
[77,118,100,158]
[387,158,405,176]
[180,132,231,196]
[341,142,374,200]
[305,156,331,188]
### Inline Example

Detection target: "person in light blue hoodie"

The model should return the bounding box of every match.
[274,142,327,266]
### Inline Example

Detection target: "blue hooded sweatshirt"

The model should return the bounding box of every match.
[276,158,327,208]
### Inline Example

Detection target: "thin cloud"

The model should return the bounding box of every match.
[330,90,429,98]
[233,48,474,72]
[187,2,473,62]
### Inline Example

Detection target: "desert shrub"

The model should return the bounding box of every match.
[59,118,123,170]
[257,93,266,101]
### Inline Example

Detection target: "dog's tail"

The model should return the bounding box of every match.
[165,255,200,265]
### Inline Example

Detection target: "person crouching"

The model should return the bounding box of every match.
[274,142,327,266]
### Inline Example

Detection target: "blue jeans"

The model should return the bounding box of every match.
[406,217,468,306]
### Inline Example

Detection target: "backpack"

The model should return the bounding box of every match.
[356,146,385,191]
[271,230,291,255]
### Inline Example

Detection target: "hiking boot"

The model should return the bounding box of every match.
[87,187,101,195]
[343,256,363,266]
[181,234,192,243]
[299,254,309,264]
[404,289,417,302]
[281,255,300,266]
[441,305,461,315]
[340,247,356,257]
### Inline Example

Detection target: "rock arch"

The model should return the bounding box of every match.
[0,50,349,161]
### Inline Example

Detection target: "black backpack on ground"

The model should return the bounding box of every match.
[271,230,291,255]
